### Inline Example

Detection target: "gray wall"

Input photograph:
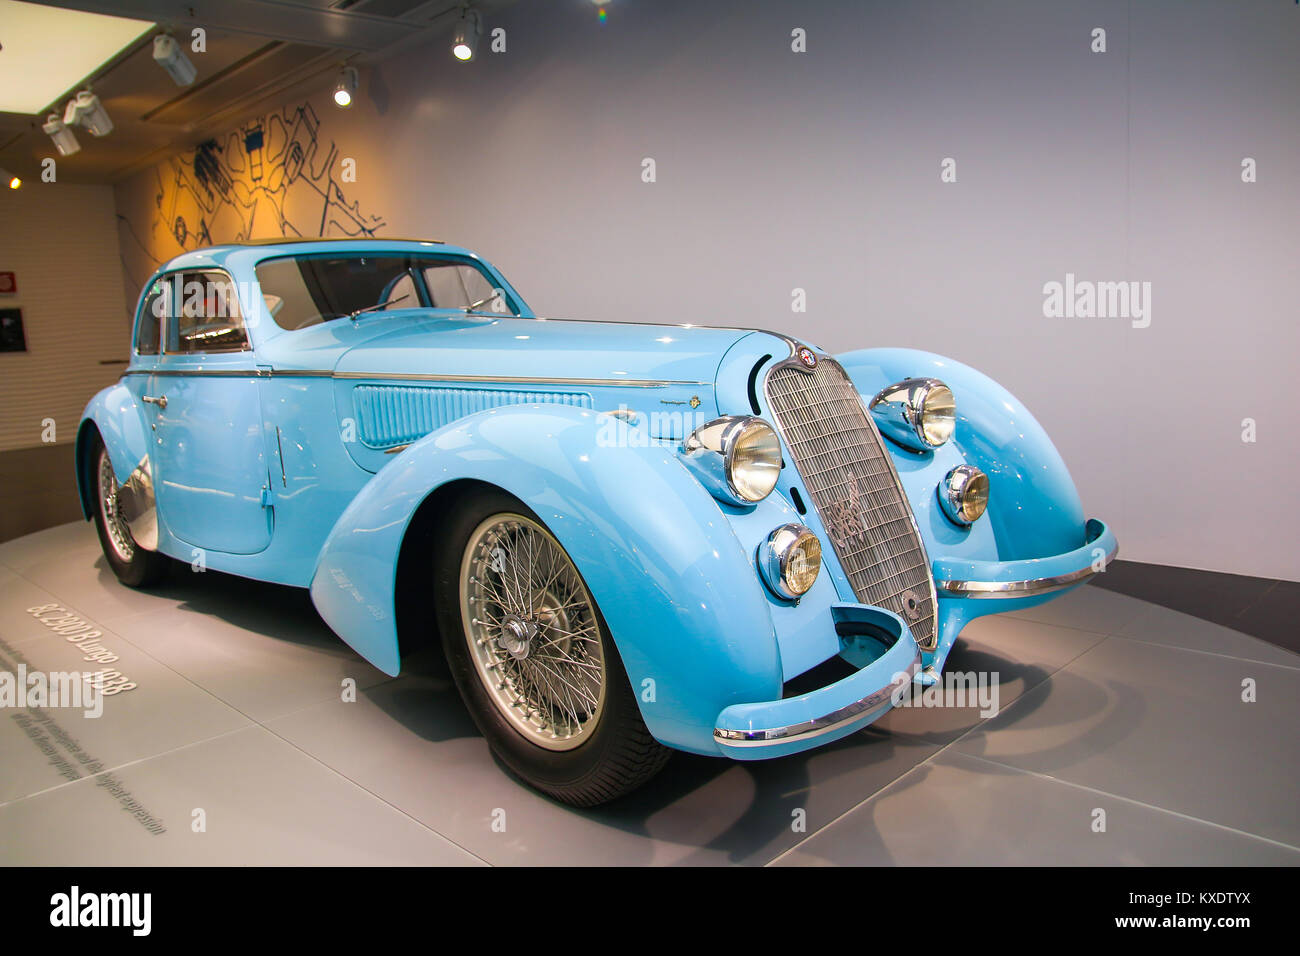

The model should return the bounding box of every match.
[116,0,1300,580]
[0,183,129,451]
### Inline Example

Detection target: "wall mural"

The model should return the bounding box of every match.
[116,101,385,302]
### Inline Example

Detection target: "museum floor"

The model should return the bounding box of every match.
[1,521,1296,866]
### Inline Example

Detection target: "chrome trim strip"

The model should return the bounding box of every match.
[124,369,702,387]
[937,539,1119,599]
[333,371,707,388]
[714,649,921,746]
[274,426,288,487]
[123,368,272,377]
[122,368,706,388]
[501,314,789,339]
[230,236,446,246]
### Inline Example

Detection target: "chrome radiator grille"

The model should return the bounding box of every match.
[764,358,937,650]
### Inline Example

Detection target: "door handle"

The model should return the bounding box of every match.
[142,394,168,410]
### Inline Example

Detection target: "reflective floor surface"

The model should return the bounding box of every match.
[1,522,1296,865]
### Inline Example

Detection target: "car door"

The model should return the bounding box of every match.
[124,275,164,442]
[146,269,274,555]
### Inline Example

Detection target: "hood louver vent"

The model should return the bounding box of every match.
[352,384,593,448]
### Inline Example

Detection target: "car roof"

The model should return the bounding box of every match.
[156,237,479,274]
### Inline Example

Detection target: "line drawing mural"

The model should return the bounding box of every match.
[116,102,386,299]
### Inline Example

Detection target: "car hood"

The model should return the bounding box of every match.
[330,312,753,390]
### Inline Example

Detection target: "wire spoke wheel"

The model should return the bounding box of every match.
[97,448,135,563]
[459,513,607,751]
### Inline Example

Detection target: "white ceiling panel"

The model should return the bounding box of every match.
[0,0,153,114]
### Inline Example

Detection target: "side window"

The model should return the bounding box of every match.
[163,271,249,354]
[135,280,164,355]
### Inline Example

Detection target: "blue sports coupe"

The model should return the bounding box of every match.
[79,238,1116,805]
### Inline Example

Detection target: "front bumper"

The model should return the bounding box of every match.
[713,604,921,760]
[710,519,1117,760]
[932,518,1117,599]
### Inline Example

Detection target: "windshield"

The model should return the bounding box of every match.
[255,253,517,331]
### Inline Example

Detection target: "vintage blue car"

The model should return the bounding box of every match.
[78,238,1116,805]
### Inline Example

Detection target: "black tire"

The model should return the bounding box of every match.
[433,487,670,807]
[88,434,170,588]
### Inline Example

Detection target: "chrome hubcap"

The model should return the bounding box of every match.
[459,513,606,751]
[97,449,135,562]
[498,613,536,661]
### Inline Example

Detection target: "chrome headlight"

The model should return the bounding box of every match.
[681,416,781,505]
[869,378,955,451]
[759,523,822,600]
[939,464,989,525]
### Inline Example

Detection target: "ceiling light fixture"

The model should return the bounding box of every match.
[152,34,197,86]
[452,8,482,61]
[1,167,20,190]
[43,113,81,156]
[64,89,114,137]
[0,0,152,115]
[333,66,358,108]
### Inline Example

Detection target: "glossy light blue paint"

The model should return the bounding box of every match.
[932,518,1117,592]
[76,382,151,516]
[310,404,782,755]
[149,352,273,555]
[715,604,921,760]
[834,347,1112,671]
[79,239,1116,765]
[838,347,1087,562]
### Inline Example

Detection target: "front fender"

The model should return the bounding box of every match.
[836,347,1086,562]
[836,348,1112,672]
[309,404,782,755]
[76,384,151,520]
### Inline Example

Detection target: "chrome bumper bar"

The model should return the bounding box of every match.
[935,518,1118,600]
[714,647,921,747]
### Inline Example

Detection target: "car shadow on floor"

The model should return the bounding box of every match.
[98,553,1137,864]
[552,643,1135,864]
[96,555,341,651]
[368,635,1133,864]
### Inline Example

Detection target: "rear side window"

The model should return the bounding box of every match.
[135,280,164,355]
[157,271,250,354]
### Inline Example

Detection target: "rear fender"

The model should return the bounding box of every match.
[76,385,155,544]
[310,404,781,755]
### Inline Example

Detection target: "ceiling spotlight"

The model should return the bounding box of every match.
[64,90,114,137]
[43,114,81,156]
[452,9,482,61]
[1,168,20,190]
[153,34,197,86]
[333,66,358,108]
